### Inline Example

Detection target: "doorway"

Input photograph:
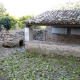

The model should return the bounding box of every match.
[19,40,24,46]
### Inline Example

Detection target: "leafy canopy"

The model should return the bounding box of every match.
[18,15,34,28]
[52,1,80,10]
[0,17,11,30]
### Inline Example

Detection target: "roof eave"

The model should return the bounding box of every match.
[25,23,80,28]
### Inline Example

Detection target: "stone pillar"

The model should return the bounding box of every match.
[25,27,33,41]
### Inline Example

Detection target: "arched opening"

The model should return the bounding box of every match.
[19,40,24,46]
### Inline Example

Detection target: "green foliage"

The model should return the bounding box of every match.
[18,15,34,29]
[52,1,80,10]
[5,14,17,29]
[0,14,34,30]
[0,3,12,30]
[0,2,6,20]
[0,52,80,80]
[32,26,46,29]
[0,17,11,30]
[0,1,43,30]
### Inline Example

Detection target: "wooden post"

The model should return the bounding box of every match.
[29,27,33,40]
[67,28,71,35]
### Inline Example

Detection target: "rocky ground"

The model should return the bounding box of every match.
[0,46,26,59]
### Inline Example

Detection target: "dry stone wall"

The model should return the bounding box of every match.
[0,28,46,47]
[33,29,45,41]
[0,28,24,47]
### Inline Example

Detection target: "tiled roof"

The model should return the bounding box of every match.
[24,9,80,26]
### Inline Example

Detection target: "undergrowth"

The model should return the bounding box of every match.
[0,52,80,80]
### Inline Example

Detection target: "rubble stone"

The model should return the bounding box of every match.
[0,27,45,47]
[33,29,45,41]
[0,27,24,47]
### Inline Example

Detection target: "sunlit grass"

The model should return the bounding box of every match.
[0,52,80,80]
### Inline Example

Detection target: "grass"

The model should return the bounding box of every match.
[0,52,80,80]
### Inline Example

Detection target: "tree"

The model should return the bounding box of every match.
[18,15,34,29]
[0,3,11,30]
[0,2,17,30]
[0,2,6,19]
[3,14,17,30]
[74,1,80,9]
[52,1,80,10]
[0,17,11,30]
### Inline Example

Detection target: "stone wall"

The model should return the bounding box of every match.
[33,29,45,41]
[25,41,80,57]
[0,28,46,47]
[0,28,24,47]
[46,26,80,44]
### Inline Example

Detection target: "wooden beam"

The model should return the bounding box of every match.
[26,23,80,28]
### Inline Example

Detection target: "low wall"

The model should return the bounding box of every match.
[0,29,24,47]
[46,26,80,44]
[25,41,80,57]
[46,34,80,44]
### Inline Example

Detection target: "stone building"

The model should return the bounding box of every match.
[24,9,80,57]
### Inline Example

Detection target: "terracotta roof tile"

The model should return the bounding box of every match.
[24,9,80,26]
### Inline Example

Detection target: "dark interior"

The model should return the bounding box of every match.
[19,40,24,46]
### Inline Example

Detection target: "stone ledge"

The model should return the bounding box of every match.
[25,41,80,57]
